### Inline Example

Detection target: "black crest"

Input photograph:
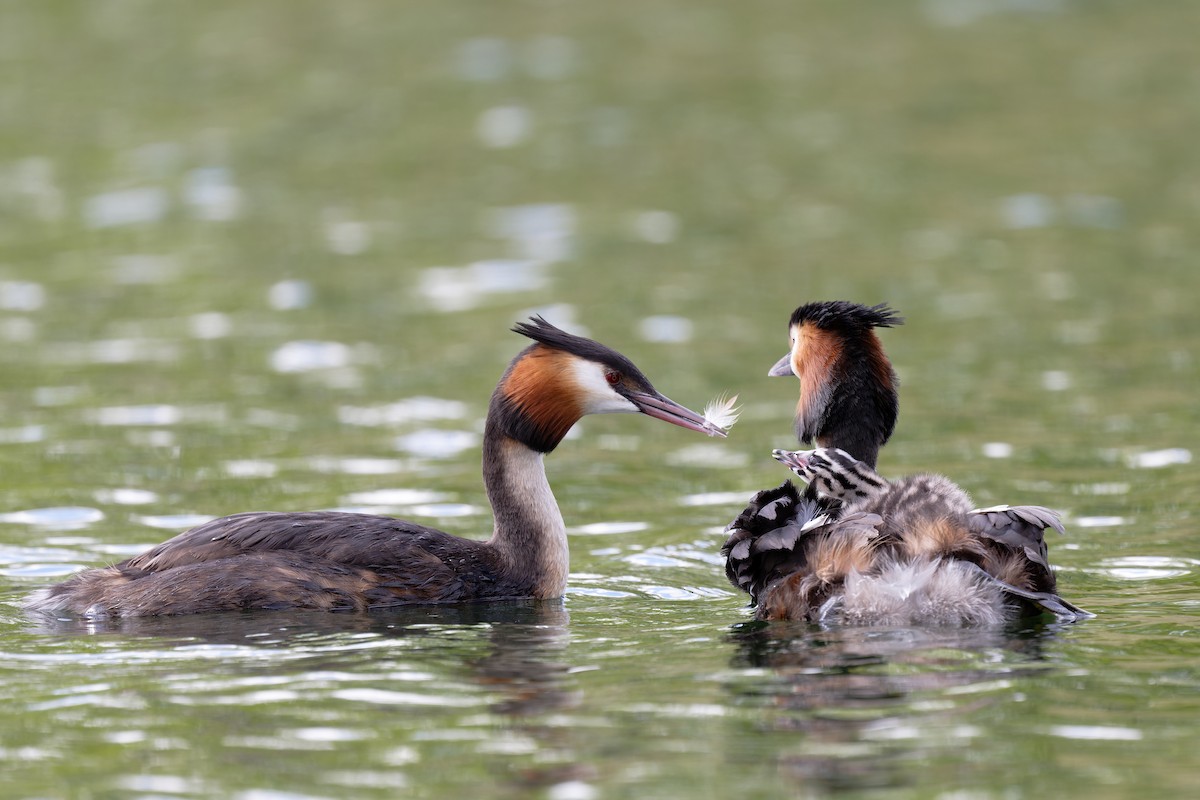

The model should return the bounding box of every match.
[512,316,654,390]
[789,301,904,332]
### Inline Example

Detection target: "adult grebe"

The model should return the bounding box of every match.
[727,447,1090,625]
[26,317,731,617]
[768,300,903,469]
[722,301,903,598]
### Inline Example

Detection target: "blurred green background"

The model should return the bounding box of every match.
[1,2,1198,798]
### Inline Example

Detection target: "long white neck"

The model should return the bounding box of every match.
[482,430,569,599]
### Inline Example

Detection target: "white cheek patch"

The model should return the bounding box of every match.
[570,360,639,415]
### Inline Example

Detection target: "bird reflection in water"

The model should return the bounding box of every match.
[29,599,576,715]
[28,601,593,791]
[726,619,1069,793]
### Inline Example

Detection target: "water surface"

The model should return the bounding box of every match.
[2,2,1199,798]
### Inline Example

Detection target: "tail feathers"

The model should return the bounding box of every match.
[23,565,141,617]
[968,504,1062,573]
[960,562,1094,622]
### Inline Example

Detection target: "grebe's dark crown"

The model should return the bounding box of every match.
[788,301,904,333]
[512,316,655,391]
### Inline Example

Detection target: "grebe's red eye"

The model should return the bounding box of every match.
[605,370,621,386]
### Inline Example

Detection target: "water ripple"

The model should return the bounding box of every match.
[0,506,104,528]
[340,489,451,507]
[393,429,478,459]
[1096,556,1197,581]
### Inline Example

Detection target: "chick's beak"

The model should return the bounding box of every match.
[772,448,812,471]
[768,353,795,377]
[626,391,728,438]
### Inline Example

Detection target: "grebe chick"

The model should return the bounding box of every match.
[26,317,730,618]
[724,447,1091,625]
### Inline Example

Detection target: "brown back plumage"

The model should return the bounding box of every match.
[723,448,1090,624]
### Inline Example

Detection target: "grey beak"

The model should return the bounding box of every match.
[768,353,794,377]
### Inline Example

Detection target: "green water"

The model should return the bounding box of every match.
[2,2,1198,797]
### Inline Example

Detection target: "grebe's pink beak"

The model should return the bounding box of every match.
[627,391,729,438]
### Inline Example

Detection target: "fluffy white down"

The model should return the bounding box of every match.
[839,559,1011,627]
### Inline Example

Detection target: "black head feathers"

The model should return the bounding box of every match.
[789,302,904,333]
[512,316,654,390]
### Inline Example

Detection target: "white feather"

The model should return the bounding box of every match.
[702,393,740,433]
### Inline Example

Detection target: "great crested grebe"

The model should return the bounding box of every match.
[769,300,903,469]
[730,447,1090,625]
[722,301,902,595]
[26,317,730,617]
[721,300,1089,625]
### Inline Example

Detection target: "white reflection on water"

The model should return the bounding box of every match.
[1126,448,1191,469]
[417,260,549,313]
[340,489,451,507]
[487,203,576,263]
[84,186,169,228]
[1049,725,1143,741]
[1072,482,1129,496]
[305,457,407,475]
[637,315,693,344]
[665,443,749,468]
[0,425,45,444]
[405,503,481,518]
[338,397,469,427]
[394,429,478,459]
[190,311,233,339]
[93,488,159,505]
[0,280,45,311]
[477,105,532,149]
[184,166,242,221]
[268,280,314,310]
[678,490,753,507]
[1074,516,1126,528]
[630,210,679,244]
[322,209,372,255]
[1097,556,1196,581]
[640,585,732,600]
[569,522,650,535]
[333,688,483,707]
[271,341,353,372]
[224,460,279,478]
[1040,370,1071,391]
[115,776,207,795]
[981,442,1013,459]
[0,506,104,528]
[134,514,216,530]
[90,404,181,425]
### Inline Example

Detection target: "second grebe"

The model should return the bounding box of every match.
[726,447,1090,625]
[722,301,904,594]
[26,317,730,617]
[769,301,903,469]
